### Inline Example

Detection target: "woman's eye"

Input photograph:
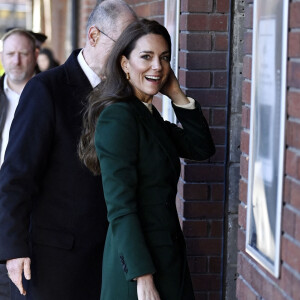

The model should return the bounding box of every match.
[162,55,170,61]
[141,55,150,60]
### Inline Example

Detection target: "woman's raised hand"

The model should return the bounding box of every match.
[160,69,189,106]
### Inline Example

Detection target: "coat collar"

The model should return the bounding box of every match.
[63,49,94,106]
[128,97,180,179]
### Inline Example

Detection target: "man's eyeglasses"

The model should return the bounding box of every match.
[95,26,116,43]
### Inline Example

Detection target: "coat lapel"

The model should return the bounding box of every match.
[64,50,93,109]
[129,98,180,179]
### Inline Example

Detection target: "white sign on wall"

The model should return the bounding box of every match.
[246,0,289,278]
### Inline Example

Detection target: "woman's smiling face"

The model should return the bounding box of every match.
[121,33,171,103]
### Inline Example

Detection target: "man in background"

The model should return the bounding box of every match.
[0,29,38,167]
[0,28,38,300]
[0,1,137,299]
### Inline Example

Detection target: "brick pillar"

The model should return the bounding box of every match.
[77,0,97,48]
[50,0,68,63]
[178,0,230,298]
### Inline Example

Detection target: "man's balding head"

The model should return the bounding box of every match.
[83,0,137,77]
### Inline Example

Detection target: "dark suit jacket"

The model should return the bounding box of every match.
[0,50,107,300]
[95,97,215,300]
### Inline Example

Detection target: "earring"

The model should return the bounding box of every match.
[126,73,130,80]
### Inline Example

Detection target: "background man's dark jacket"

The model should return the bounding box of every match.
[0,75,8,155]
[0,49,107,300]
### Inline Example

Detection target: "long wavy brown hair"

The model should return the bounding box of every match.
[78,19,172,175]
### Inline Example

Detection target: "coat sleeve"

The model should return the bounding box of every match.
[164,101,215,161]
[95,103,156,281]
[0,76,55,262]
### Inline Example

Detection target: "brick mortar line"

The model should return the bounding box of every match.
[241,128,250,136]
[239,251,293,300]
[287,116,300,124]
[180,12,230,16]
[239,177,248,185]
[240,177,248,184]
[239,201,247,209]
[284,203,300,217]
[286,146,300,155]
[237,225,246,232]
[282,262,300,281]
[289,57,300,63]
[179,31,228,34]
[241,103,251,109]
[237,274,262,299]
[179,50,229,53]
[285,174,300,185]
[181,87,228,90]
[240,153,249,159]
[131,0,161,6]
[283,232,300,248]
[289,87,300,92]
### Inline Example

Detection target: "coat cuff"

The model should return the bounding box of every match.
[172,97,195,110]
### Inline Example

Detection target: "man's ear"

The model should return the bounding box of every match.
[34,48,39,60]
[87,26,99,47]
[120,55,128,73]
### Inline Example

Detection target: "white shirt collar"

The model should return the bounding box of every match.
[77,49,101,88]
[3,75,20,97]
[142,102,153,113]
[1,75,21,168]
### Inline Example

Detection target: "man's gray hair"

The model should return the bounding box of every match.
[86,0,137,36]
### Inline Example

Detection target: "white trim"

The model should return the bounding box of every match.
[162,0,180,123]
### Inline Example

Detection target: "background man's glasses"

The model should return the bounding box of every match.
[95,26,116,43]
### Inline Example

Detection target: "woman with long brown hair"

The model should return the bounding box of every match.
[79,19,215,300]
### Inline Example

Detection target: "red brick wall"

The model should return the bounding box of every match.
[178,1,229,299]
[237,0,300,299]
[49,0,68,63]
[78,0,97,48]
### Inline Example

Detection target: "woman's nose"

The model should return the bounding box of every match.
[152,57,162,70]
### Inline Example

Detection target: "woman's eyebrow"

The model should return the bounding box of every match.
[139,50,170,55]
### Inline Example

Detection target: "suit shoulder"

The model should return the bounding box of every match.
[101,101,134,118]
[33,64,66,84]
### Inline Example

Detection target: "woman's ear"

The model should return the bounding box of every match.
[120,55,129,73]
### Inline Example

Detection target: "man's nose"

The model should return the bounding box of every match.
[12,53,21,64]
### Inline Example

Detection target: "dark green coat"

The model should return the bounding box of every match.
[95,97,215,300]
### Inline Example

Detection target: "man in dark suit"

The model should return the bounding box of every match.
[0,28,39,300]
[0,1,137,299]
